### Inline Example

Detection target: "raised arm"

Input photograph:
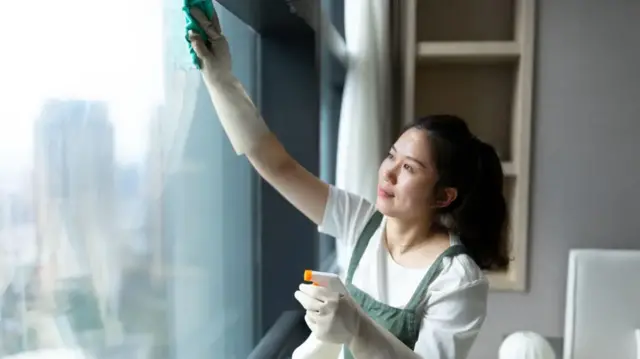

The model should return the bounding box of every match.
[186,6,329,224]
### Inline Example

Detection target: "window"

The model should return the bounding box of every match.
[0,1,258,358]
[317,0,347,272]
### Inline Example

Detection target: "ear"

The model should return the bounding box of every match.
[434,187,457,209]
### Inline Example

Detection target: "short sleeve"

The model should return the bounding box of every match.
[318,185,377,249]
[413,256,489,359]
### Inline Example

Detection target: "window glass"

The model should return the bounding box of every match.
[0,1,257,358]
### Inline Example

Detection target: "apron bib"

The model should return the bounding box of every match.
[342,212,467,359]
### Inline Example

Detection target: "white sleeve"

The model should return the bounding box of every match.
[318,185,377,249]
[413,267,489,359]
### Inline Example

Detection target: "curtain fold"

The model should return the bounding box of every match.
[335,0,391,277]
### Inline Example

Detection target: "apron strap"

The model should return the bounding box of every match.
[345,211,384,285]
[405,244,468,311]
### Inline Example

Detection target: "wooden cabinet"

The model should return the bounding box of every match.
[398,0,536,291]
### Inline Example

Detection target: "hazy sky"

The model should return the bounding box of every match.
[0,0,166,178]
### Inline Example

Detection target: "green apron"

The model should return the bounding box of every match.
[343,211,467,359]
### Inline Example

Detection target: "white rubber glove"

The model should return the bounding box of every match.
[294,284,422,359]
[291,334,342,359]
[188,7,269,155]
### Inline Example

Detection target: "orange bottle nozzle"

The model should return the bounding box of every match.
[304,270,319,286]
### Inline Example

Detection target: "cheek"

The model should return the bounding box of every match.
[396,178,428,201]
[397,176,434,204]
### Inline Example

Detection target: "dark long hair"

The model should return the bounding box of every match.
[410,115,510,270]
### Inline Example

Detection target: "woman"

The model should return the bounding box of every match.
[187,7,509,359]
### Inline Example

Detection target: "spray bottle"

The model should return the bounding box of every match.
[292,270,348,359]
[303,270,348,295]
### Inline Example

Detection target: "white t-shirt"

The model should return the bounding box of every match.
[319,186,489,359]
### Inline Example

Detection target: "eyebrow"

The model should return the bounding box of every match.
[391,146,427,169]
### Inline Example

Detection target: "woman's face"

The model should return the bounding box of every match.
[376,128,449,220]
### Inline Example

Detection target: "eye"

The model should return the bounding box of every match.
[387,152,395,160]
[403,163,414,173]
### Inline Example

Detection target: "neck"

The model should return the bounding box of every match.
[385,214,434,252]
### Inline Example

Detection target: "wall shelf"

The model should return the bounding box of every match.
[399,0,536,292]
[417,41,520,63]
[502,161,516,176]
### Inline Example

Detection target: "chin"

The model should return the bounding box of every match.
[375,198,395,217]
[375,199,420,221]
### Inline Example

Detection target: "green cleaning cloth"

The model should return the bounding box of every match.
[183,0,216,69]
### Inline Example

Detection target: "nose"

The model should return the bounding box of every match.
[383,167,398,184]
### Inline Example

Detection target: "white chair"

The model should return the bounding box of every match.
[563,249,640,359]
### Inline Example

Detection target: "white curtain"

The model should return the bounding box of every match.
[335,0,391,276]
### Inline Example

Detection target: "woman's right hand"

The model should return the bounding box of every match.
[188,7,232,84]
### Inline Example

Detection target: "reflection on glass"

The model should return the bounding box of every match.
[0,1,256,358]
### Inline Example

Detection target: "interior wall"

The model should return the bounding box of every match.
[471,0,640,357]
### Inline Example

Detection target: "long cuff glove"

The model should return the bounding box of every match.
[348,313,422,359]
[295,284,422,359]
[205,72,269,155]
[187,6,270,155]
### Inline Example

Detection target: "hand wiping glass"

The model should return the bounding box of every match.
[182,1,269,155]
[184,3,231,75]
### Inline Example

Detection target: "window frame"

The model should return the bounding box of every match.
[317,0,346,274]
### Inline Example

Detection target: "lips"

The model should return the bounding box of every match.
[377,187,394,198]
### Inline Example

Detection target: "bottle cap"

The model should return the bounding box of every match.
[304,269,312,281]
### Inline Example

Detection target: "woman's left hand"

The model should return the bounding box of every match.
[294,283,364,345]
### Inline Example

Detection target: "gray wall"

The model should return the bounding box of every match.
[471,1,640,357]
